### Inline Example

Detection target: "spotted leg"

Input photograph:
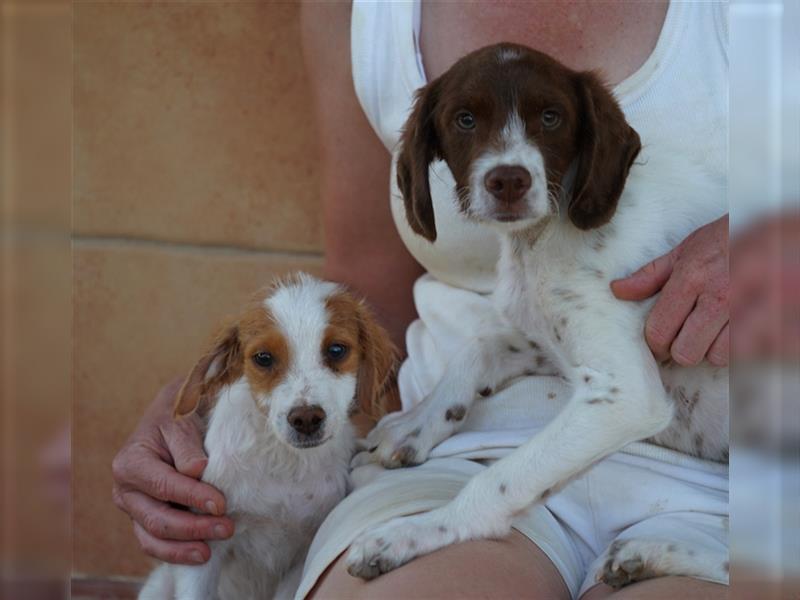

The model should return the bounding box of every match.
[346,331,674,579]
[354,328,553,469]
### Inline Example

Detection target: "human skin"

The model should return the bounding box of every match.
[112,3,728,597]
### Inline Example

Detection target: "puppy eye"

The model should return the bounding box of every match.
[541,109,561,130]
[326,343,348,361]
[455,111,476,131]
[252,351,274,368]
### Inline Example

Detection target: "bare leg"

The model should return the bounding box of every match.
[309,530,569,600]
[581,577,727,600]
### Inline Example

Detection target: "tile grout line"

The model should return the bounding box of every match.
[72,235,325,260]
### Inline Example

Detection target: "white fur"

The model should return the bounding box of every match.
[139,276,356,600]
[347,150,728,584]
[467,112,551,226]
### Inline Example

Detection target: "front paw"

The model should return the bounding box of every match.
[345,514,452,580]
[361,408,441,469]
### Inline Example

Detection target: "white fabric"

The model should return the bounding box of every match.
[297,447,728,599]
[295,2,730,597]
[352,0,728,293]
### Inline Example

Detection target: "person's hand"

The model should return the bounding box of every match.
[111,378,234,564]
[611,215,729,366]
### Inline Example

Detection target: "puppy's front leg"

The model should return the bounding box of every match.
[358,328,549,469]
[173,540,227,600]
[346,341,673,579]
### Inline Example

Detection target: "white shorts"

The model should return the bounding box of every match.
[295,443,728,599]
[294,278,728,599]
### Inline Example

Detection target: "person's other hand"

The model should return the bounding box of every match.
[111,378,234,564]
[611,215,729,366]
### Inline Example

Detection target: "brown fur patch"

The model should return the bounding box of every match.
[445,405,467,421]
[325,292,397,421]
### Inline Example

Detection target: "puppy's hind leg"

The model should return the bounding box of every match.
[359,327,545,469]
[596,538,729,589]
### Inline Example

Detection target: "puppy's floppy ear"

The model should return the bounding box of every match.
[569,71,642,230]
[354,302,398,422]
[397,78,443,242]
[174,324,242,418]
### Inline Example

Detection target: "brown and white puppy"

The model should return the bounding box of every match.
[139,273,395,600]
[348,43,728,588]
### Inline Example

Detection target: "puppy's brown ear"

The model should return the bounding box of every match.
[173,325,242,419]
[397,79,443,242]
[569,72,642,230]
[354,302,398,422]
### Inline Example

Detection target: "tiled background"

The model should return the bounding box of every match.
[73,1,323,581]
[2,0,72,590]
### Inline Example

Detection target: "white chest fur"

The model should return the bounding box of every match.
[491,158,729,461]
[163,379,353,600]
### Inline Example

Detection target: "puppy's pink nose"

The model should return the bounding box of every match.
[287,405,326,436]
[484,165,532,203]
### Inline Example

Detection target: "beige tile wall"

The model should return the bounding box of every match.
[2,0,72,584]
[73,2,322,579]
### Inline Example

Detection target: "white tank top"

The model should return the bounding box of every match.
[351,0,728,294]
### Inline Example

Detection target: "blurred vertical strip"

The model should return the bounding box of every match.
[0,0,71,598]
[730,1,800,598]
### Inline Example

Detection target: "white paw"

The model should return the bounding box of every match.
[360,404,452,469]
[345,513,454,580]
[596,538,727,589]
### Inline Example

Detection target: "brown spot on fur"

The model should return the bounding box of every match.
[583,375,592,383]
[391,445,417,465]
[408,427,422,438]
[445,404,467,421]
[693,433,704,455]
[547,392,557,400]
[479,387,492,397]
[325,292,397,420]
[438,526,447,534]
[553,327,562,343]
[508,344,520,353]
[540,488,552,500]
[528,340,540,350]
[499,484,507,494]
[610,387,620,394]
[560,317,568,327]
[536,356,546,367]
[174,323,247,418]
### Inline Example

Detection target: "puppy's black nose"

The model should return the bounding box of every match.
[484,165,532,203]
[287,405,326,436]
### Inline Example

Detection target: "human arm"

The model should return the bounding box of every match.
[300,1,424,353]
[111,378,234,565]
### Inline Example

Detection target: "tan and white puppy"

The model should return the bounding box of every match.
[139,273,395,600]
[347,43,728,587]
